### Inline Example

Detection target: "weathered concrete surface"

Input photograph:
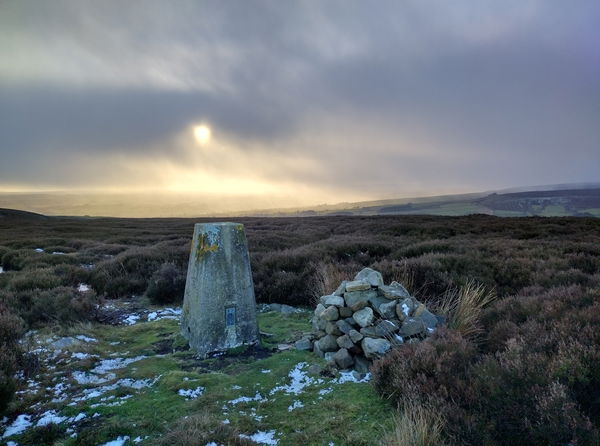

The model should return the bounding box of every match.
[181,222,259,357]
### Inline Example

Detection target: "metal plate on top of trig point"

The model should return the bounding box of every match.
[181,222,259,357]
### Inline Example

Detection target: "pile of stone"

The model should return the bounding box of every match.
[298,268,442,373]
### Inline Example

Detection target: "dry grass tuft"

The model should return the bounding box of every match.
[438,280,496,339]
[309,261,351,305]
[154,411,252,446]
[380,399,446,446]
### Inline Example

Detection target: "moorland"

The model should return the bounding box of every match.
[0,210,599,445]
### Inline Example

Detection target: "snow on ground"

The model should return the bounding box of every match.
[178,386,205,399]
[91,355,146,374]
[269,362,321,396]
[101,435,130,446]
[121,307,181,325]
[36,410,67,427]
[334,371,371,384]
[228,392,265,405]
[287,400,304,412]
[239,430,279,445]
[0,266,4,273]
[34,248,44,253]
[78,283,91,292]
[2,415,32,438]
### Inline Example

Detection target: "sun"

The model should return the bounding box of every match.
[193,124,212,145]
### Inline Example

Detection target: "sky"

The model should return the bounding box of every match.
[1,0,599,213]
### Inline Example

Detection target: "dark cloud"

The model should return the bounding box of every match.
[0,0,599,196]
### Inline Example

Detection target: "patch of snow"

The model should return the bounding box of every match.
[71,352,91,360]
[72,371,115,385]
[34,248,44,253]
[52,251,65,255]
[239,430,279,445]
[109,341,121,345]
[228,392,265,405]
[91,355,146,374]
[2,414,32,438]
[318,388,333,395]
[0,266,4,274]
[77,283,91,292]
[287,400,304,412]
[222,419,230,424]
[402,303,410,316]
[231,385,242,390]
[123,314,141,325]
[334,372,371,384]
[147,311,158,321]
[269,363,315,396]
[261,369,271,374]
[101,436,130,446]
[36,410,67,426]
[178,386,205,399]
[69,413,87,423]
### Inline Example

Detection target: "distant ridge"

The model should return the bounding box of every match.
[0,208,48,220]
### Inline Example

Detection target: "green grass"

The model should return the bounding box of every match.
[7,311,393,446]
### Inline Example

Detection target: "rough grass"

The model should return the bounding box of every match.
[4,312,394,445]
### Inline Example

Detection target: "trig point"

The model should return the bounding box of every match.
[181,222,259,357]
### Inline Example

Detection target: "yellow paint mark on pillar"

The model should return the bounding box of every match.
[196,233,218,262]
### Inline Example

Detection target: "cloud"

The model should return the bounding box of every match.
[0,0,599,204]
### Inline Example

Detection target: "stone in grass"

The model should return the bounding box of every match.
[345,279,371,292]
[325,321,343,336]
[280,304,297,315]
[336,334,355,350]
[362,337,391,359]
[322,306,339,321]
[338,307,353,318]
[333,281,347,296]
[380,284,411,300]
[336,319,354,335]
[316,334,339,352]
[399,318,425,337]
[378,300,397,319]
[354,355,371,374]
[348,329,364,344]
[353,267,384,288]
[334,348,354,369]
[294,338,312,351]
[352,307,374,328]
[375,320,400,337]
[359,326,379,338]
[324,295,345,308]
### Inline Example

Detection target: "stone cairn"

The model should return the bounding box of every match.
[298,267,441,373]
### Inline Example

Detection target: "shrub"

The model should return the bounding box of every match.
[9,268,62,291]
[0,302,25,414]
[146,262,186,304]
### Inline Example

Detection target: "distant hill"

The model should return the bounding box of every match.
[0,208,48,220]
[0,184,598,218]
[243,186,600,218]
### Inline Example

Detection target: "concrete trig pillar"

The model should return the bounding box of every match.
[181,222,259,357]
